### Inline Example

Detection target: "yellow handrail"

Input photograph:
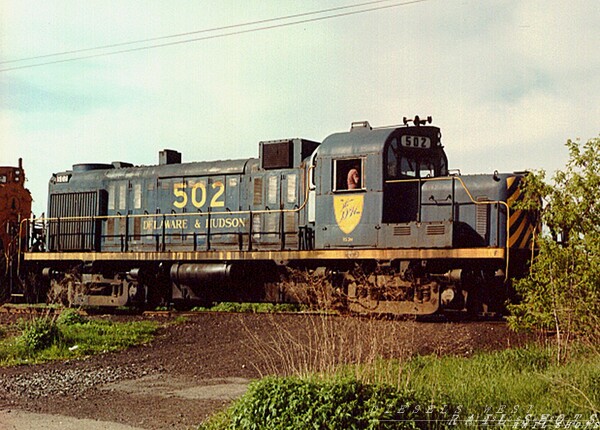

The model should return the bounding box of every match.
[20,169,515,280]
[386,175,511,280]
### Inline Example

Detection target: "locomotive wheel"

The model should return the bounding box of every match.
[465,287,484,316]
[345,267,440,316]
[48,271,84,307]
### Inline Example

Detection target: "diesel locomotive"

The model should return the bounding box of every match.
[18,117,537,315]
[0,159,32,298]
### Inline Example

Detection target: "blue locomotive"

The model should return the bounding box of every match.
[22,117,536,315]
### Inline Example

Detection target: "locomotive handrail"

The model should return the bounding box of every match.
[21,168,314,255]
[21,167,515,280]
[29,165,316,224]
[29,211,299,254]
[28,207,300,223]
[385,175,511,280]
[17,217,29,275]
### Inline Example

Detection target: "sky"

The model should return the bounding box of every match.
[1,0,599,215]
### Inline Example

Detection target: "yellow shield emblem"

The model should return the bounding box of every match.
[334,195,364,234]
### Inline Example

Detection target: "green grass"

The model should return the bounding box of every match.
[191,302,306,314]
[0,310,159,366]
[201,344,600,429]
[356,345,600,419]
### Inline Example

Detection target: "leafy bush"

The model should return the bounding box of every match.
[19,317,61,353]
[56,308,88,326]
[508,136,600,359]
[207,376,448,430]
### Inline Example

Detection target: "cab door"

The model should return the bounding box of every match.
[280,171,300,249]
[382,138,418,223]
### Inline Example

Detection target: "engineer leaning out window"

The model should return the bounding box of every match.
[347,163,360,189]
[335,158,363,191]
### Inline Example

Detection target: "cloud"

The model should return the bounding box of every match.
[1,0,599,216]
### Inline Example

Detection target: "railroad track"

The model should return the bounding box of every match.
[0,304,61,316]
[0,303,506,324]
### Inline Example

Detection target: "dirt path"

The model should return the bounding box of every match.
[0,410,146,430]
[0,313,533,429]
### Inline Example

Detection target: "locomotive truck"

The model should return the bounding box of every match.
[18,117,537,315]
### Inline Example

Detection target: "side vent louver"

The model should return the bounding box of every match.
[393,226,411,236]
[253,177,263,206]
[476,196,490,240]
[426,225,445,236]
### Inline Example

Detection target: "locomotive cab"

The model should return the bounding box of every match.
[381,121,448,224]
[313,117,451,250]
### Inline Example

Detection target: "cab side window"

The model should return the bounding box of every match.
[334,158,364,191]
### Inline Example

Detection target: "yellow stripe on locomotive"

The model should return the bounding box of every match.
[506,176,537,250]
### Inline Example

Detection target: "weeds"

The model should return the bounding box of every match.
[56,308,87,325]
[242,313,417,378]
[192,302,305,314]
[0,311,158,366]
[19,317,62,353]
[202,344,600,429]
[204,303,598,429]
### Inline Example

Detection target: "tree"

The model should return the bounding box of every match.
[508,136,600,361]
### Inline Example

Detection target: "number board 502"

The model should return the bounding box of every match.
[173,181,225,209]
[401,135,431,149]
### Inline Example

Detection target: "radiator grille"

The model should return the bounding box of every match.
[48,191,105,251]
[426,225,445,236]
[262,141,293,169]
[393,226,411,236]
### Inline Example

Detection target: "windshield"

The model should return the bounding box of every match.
[385,137,447,179]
